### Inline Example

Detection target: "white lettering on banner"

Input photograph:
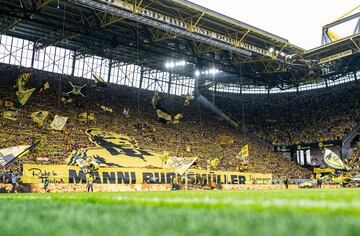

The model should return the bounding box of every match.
[99,0,272,57]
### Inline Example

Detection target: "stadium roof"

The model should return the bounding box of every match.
[0,0,359,88]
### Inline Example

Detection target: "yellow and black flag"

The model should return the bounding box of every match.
[61,96,73,105]
[184,93,191,106]
[16,88,35,107]
[38,81,50,93]
[31,111,49,126]
[237,145,249,168]
[100,106,113,113]
[16,72,31,92]
[66,81,87,97]
[173,113,183,124]
[78,112,88,122]
[0,140,40,167]
[3,109,19,121]
[50,115,68,131]
[151,92,160,109]
[4,100,14,108]
[87,113,95,122]
[323,149,351,171]
[92,74,107,87]
[163,156,198,175]
[156,109,172,122]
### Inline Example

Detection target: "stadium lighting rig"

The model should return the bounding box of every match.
[164,60,188,69]
[195,68,221,77]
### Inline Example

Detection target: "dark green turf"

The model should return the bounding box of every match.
[0,189,359,236]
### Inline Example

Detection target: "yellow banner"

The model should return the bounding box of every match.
[320,49,352,64]
[22,164,273,185]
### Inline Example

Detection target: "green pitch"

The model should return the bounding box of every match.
[0,189,359,236]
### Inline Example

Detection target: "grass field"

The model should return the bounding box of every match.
[0,189,359,236]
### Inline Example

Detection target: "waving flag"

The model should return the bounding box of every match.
[16,88,35,107]
[3,110,19,121]
[31,111,49,126]
[0,141,40,167]
[323,149,350,171]
[50,115,68,131]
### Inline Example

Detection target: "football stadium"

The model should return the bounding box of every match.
[0,0,360,235]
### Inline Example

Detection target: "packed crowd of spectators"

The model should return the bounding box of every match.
[210,82,360,146]
[0,66,310,178]
[346,142,360,172]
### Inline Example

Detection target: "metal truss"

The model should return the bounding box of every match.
[0,0,54,33]
[322,5,360,45]
[68,0,252,57]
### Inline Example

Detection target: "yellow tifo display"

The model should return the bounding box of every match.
[22,129,272,185]
[66,129,166,169]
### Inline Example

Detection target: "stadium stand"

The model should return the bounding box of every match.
[0,0,359,190]
[208,82,360,146]
[0,64,311,179]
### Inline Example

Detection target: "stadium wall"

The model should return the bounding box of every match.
[0,183,340,193]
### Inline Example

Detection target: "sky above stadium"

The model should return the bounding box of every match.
[189,0,360,50]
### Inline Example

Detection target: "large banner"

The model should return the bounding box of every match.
[22,164,273,185]
[67,129,165,168]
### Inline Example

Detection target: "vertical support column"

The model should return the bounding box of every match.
[107,59,112,83]
[90,56,95,77]
[354,71,358,83]
[19,39,24,66]
[325,79,328,87]
[31,41,36,68]
[168,72,172,94]
[212,81,217,105]
[71,50,76,77]
[194,73,199,98]
[9,36,13,64]
[353,18,360,34]
[52,46,57,72]
[139,66,144,89]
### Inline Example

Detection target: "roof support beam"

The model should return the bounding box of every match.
[0,0,54,34]
[68,0,252,57]
[35,8,127,50]
[324,11,360,29]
